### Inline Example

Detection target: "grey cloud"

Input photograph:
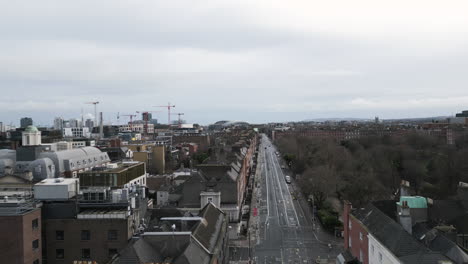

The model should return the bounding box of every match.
[1,1,468,125]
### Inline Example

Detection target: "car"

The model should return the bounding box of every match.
[281,166,286,169]
[285,175,291,184]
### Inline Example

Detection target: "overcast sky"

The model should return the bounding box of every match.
[1,0,468,125]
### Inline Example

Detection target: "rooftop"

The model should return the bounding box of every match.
[397,196,428,209]
[35,177,77,186]
[24,125,39,133]
[352,203,453,264]
[85,161,144,174]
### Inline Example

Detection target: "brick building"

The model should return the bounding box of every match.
[0,193,42,264]
[343,201,368,264]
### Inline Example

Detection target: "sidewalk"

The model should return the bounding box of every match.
[248,152,262,250]
[290,179,343,247]
[228,149,261,264]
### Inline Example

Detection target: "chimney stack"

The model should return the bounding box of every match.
[399,200,412,234]
[400,180,411,197]
[344,200,352,249]
[99,112,104,139]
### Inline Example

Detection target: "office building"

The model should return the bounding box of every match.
[53,117,64,131]
[20,117,33,128]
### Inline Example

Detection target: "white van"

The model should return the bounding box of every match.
[285,175,291,184]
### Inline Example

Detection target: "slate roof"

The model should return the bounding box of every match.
[177,168,239,208]
[192,202,226,253]
[413,223,468,264]
[113,204,227,264]
[352,204,453,264]
[114,238,164,264]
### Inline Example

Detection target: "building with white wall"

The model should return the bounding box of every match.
[341,202,455,264]
[63,127,90,138]
[119,123,154,134]
[0,126,110,181]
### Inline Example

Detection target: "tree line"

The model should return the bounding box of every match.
[276,132,468,208]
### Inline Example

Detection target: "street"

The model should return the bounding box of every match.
[253,134,343,263]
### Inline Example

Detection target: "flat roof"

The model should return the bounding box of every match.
[81,162,144,174]
[35,178,77,186]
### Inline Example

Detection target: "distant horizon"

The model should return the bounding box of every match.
[1,111,463,128]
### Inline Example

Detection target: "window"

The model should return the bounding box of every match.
[359,232,363,240]
[81,248,91,259]
[348,237,352,248]
[32,239,39,250]
[348,220,352,230]
[32,218,39,230]
[371,245,374,255]
[360,250,363,261]
[56,249,64,259]
[207,197,213,203]
[379,252,383,263]
[108,248,118,257]
[33,259,39,264]
[81,230,90,240]
[108,230,118,240]
[56,230,64,240]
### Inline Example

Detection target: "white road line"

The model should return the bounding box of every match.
[271,146,301,226]
[263,144,269,219]
[267,147,289,226]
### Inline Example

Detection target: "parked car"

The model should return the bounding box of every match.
[285,175,291,184]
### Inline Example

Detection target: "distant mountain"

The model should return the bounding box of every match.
[302,117,373,122]
[383,116,450,122]
[302,116,451,123]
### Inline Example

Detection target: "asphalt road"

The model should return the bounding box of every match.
[254,134,343,264]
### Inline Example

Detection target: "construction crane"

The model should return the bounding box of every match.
[85,101,99,127]
[136,111,160,136]
[153,103,176,125]
[121,114,137,131]
[171,113,184,127]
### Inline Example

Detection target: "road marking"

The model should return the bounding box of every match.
[266,148,289,226]
[270,147,301,226]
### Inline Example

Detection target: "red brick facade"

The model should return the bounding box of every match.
[344,201,369,264]
[0,208,42,264]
